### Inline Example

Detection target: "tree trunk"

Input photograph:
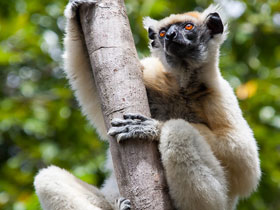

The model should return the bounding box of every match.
[78,0,174,210]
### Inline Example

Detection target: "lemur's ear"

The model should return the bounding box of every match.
[206,12,224,36]
[148,28,156,40]
[143,17,159,48]
[143,17,158,40]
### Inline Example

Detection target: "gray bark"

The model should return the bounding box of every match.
[78,0,174,210]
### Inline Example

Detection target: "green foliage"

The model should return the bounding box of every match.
[0,0,279,209]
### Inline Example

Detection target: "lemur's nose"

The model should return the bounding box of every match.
[166,31,177,40]
[165,27,177,41]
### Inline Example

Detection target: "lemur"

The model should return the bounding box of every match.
[34,1,261,210]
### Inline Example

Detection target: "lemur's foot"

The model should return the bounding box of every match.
[65,0,97,19]
[108,113,161,142]
[115,197,131,210]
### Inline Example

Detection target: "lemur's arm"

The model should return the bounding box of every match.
[196,77,261,198]
[63,0,108,140]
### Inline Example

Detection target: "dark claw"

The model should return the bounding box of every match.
[117,133,129,143]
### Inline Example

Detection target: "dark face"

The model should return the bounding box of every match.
[149,13,223,65]
[159,22,201,58]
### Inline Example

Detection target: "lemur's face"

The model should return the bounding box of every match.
[146,11,224,66]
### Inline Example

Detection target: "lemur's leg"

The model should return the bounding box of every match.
[159,119,228,210]
[34,166,131,210]
[34,166,114,210]
[109,114,228,210]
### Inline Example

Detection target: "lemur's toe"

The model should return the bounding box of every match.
[107,126,128,137]
[111,118,137,126]
[116,197,131,210]
[124,113,149,121]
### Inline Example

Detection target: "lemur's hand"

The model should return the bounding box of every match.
[108,113,161,143]
[65,0,97,19]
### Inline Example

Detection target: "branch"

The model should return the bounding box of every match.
[78,0,174,209]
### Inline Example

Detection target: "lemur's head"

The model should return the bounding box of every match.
[143,5,227,69]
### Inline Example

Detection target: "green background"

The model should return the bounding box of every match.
[0,0,280,209]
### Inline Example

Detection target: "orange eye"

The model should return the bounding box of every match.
[185,23,194,30]
[159,30,166,37]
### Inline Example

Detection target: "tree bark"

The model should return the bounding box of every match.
[79,0,174,210]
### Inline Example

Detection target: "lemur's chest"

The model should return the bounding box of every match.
[147,85,209,125]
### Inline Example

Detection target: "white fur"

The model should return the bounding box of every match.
[34,3,260,210]
[34,166,113,210]
[201,4,224,20]
[142,17,158,31]
[63,2,108,140]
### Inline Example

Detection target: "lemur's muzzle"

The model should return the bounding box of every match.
[165,25,186,46]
